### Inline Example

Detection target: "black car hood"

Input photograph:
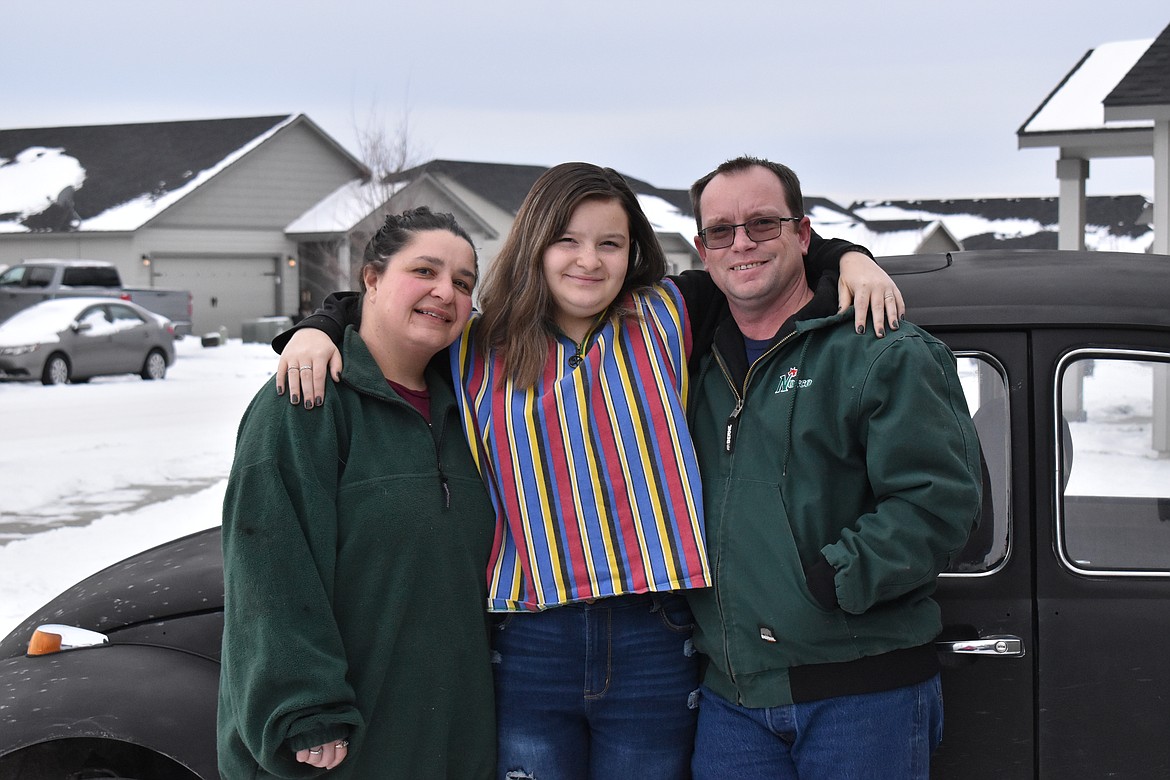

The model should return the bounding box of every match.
[0,526,224,659]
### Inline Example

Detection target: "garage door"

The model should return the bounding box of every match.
[151,257,280,338]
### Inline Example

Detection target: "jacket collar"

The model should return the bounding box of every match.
[712,275,842,383]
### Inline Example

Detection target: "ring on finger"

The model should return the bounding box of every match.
[883,293,896,299]
[308,748,323,755]
[298,366,312,371]
[336,740,349,748]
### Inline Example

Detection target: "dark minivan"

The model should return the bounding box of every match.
[1,249,1168,778]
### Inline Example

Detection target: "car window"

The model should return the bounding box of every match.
[946,354,1011,575]
[0,266,24,286]
[77,306,114,334]
[25,266,55,288]
[1058,352,1170,574]
[107,303,147,331]
[61,266,120,287]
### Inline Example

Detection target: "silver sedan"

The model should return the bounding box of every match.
[0,297,176,385]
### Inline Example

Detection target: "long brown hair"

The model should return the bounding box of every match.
[476,162,667,387]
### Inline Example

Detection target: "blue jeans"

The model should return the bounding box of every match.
[491,592,699,779]
[692,675,944,780]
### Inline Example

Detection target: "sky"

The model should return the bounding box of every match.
[3,2,1167,203]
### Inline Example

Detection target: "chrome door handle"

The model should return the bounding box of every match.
[936,634,1024,657]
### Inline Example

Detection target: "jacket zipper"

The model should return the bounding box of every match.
[710,330,799,701]
[713,331,798,453]
[349,381,451,508]
[565,320,601,369]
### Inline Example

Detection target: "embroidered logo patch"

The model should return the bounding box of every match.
[775,367,813,394]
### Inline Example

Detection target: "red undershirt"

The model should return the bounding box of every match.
[387,379,430,423]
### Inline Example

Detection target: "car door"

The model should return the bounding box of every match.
[66,304,117,377]
[929,331,1036,778]
[104,302,151,374]
[1031,329,1170,777]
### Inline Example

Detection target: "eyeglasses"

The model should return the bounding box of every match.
[698,216,801,250]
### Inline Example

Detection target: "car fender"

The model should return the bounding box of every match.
[0,643,219,779]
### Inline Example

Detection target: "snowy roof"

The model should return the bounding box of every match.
[852,196,1153,253]
[380,159,703,247]
[0,115,299,234]
[1020,38,1155,135]
[285,178,407,235]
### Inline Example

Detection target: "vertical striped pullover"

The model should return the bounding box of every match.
[452,281,711,611]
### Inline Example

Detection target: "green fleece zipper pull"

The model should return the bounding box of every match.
[725,398,744,453]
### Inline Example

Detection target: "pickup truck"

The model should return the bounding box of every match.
[0,249,1166,779]
[0,259,192,336]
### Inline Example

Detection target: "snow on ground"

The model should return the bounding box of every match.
[0,336,279,633]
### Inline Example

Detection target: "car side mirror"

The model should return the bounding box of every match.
[72,321,93,333]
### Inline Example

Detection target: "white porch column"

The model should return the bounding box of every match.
[1057,157,1090,251]
[1154,119,1169,255]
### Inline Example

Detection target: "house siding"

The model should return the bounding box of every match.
[152,121,360,230]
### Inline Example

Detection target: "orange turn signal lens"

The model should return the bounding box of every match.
[26,624,109,656]
[27,628,63,656]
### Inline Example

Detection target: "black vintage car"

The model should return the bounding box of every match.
[1,249,1168,779]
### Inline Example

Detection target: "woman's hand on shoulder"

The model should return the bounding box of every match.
[838,251,905,338]
[275,329,344,409]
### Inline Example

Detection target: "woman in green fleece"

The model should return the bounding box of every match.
[218,207,497,778]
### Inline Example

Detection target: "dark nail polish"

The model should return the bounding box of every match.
[304,399,314,410]
[315,396,323,407]
[891,319,900,330]
[277,385,285,396]
[291,395,299,405]
[857,324,865,335]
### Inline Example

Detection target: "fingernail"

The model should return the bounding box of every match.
[291,395,299,405]
[891,319,900,330]
[277,385,285,396]
[315,396,323,407]
[856,324,865,335]
[304,399,314,410]
[876,328,885,338]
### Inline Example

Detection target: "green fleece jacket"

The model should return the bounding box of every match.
[687,279,982,708]
[218,327,496,779]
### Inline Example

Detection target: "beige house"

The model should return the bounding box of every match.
[0,115,366,336]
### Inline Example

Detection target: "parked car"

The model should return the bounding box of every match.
[1,249,1168,778]
[0,259,192,336]
[0,297,176,385]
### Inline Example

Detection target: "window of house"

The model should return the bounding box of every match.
[945,353,1011,575]
[1058,351,1170,574]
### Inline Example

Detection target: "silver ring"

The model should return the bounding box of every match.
[883,293,896,299]
[336,740,349,748]
[287,368,299,373]
[308,748,322,755]
[298,366,312,371]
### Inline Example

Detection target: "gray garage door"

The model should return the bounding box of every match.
[151,257,281,338]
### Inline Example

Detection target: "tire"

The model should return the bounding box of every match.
[141,349,167,380]
[41,353,71,385]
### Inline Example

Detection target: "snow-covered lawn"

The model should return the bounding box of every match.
[1,336,279,633]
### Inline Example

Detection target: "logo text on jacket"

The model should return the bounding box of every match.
[775,367,813,394]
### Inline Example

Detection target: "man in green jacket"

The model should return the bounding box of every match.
[685,157,982,779]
